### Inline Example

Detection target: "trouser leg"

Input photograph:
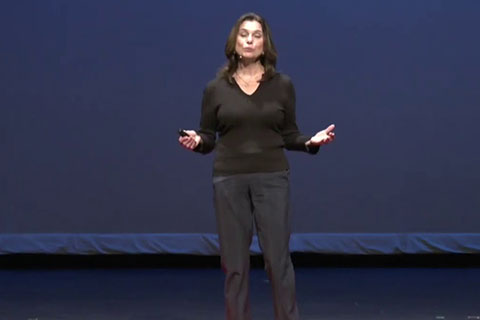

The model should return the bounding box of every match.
[213,175,253,320]
[250,171,299,320]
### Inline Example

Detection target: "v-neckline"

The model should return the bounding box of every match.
[233,77,262,97]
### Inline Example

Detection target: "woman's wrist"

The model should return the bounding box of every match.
[194,135,202,147]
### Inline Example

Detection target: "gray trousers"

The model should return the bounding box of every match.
[213,170,299,320]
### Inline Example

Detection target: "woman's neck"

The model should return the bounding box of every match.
[236,60,264,77]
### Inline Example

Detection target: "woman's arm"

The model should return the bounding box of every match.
[178,83,217,153]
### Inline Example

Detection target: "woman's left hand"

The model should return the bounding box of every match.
[306,124,336,147]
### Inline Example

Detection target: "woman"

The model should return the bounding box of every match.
[179,12,335,320]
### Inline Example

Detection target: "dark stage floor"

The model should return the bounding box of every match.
[1,262,480,320]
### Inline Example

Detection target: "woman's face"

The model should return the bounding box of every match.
[235,20,264,61]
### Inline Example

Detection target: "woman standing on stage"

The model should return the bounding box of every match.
[179,12,335,320]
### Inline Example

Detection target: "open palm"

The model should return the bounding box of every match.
[308,124,336,146]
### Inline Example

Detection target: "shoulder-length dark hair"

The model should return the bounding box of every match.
[218,13,278,84]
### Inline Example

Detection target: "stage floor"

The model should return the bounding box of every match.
[1,267,479,319]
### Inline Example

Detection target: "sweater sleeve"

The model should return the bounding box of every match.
[282,77,319,154]
[194,82,217,154]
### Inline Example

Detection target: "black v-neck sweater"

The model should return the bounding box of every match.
[195,72,319,176]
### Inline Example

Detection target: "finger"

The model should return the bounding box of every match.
[187,139,198,149]
[325,124,335,134]
[184,140,194,148]
[181,137,195,147]
[180,138,191,146]
[185,130,196,136]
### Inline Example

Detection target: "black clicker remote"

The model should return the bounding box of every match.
[178,129,189,137]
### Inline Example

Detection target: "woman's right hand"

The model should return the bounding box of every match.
[178,130,202,150]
